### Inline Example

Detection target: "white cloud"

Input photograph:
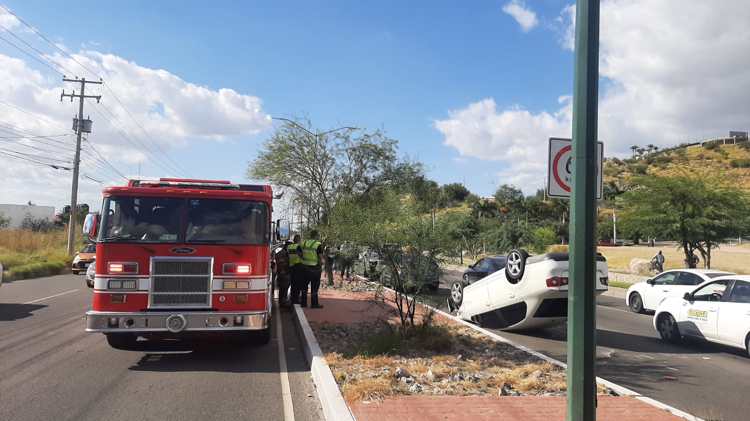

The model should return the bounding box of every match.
[0,7,21,31]
[0,46,270,208]
[437,0,750,193]
[502,0,539,32]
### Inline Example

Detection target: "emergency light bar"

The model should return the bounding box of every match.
[128,178,240,190]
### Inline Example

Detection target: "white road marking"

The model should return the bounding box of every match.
[666,366,679,371]
[276,308,296,421]
[23,289,79,304]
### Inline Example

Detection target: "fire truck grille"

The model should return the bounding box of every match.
[150,258,212,308]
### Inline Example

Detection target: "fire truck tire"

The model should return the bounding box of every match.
[105,333,138,350]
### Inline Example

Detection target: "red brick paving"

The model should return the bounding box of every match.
[349,396,682,421]
[305,289,685,421]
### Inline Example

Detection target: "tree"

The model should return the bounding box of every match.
[441,183,471,205]
[248,118,415,226]
[439,210,480,263]
[619,175,750,268]
[0,212,9,229]
[326,190,443,332]
[493,184,524,215]
[57,204,89,228]
[530,226,557,254]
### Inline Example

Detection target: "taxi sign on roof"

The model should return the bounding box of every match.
[547,137,603,199]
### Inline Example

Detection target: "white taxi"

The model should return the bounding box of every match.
[654,275,750,357]
[626,269,733,313]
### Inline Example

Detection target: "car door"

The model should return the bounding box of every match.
[644,271,681,310]
[717,280,750,347]
[672,272,705,301]
[679,280,731,340]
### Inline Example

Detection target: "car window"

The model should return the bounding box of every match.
[81,244,96,253]
[653,272,679,286]
[677,272,703,286]
[477,259,492,272]
[692,280,731,301]
[728,281,750,304]
[488,258,506,271]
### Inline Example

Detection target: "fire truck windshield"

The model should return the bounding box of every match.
[99,196,268,245]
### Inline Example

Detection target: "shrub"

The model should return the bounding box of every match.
[547,244,569,254]
[630,163,648,175]
[531,227,557,254]
[21,214,58,232]
[730,159,750,168]
[704,141,720,151]
[4,261,67,281]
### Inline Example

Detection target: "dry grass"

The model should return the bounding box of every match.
[0,229,72,279]
[316,320,574,403]
[599,245,750,274]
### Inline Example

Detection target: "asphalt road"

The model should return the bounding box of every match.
[0,274,322,421]
[435,269,750,421]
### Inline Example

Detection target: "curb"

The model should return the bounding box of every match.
[601,286,627,299]
[351,275,702,421]
[421,301,704,421]
[292,304,357,421]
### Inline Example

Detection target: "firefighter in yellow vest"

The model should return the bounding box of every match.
[287,234,304,305]
[297,230,325,308]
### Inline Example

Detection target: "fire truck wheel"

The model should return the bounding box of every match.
[105,333,138,350]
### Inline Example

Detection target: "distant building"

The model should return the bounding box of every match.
[0,204,55,229]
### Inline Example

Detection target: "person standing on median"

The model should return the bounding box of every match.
[272,240,292,308]
[287,234,304,305]
[299,230,325,309]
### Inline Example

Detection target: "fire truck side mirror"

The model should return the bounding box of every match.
[276,219,290,242]
[82,212,99,240]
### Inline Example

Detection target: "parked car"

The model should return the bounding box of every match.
[72,243,96,274]
[463,256,506,283]
[653,275,750,357]
[85,258,96,288]
[450,249,609,330]
[380,251,440,291]
[626,269,732,313]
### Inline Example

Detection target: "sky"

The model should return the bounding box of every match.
[0,0,748,211]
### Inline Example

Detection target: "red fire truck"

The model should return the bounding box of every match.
[83,178,279,350]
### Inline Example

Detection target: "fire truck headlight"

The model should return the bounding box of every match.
[236,281,250,289]
[223,281,237,289]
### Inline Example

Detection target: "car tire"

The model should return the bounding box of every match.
[505,249,528,284]
[628,292,644,313]
[85,278,94,288]
[450,281,464,308]
[657,313,682,343]
[105,333,139,350]
[72,269,80,275]
[745,334,750,359]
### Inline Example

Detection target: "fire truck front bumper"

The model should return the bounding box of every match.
[85,311,269,333]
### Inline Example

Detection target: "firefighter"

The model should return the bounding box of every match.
[273,240,292,308]
[300,230,325,309]
[287,234,304,305]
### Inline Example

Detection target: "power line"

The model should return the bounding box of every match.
[91,102,182,176]
[0,149,71,170]
[0,99,69,130]
[0,32,64,76]
[83,137,128,180]
[0,25,76,75]
[0,146,72,163]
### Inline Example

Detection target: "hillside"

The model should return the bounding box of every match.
[603,142,750,191]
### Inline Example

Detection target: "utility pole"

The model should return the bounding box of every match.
[61,77,102,256]
[567,0,600,420]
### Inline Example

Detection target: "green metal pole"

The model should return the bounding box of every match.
[567,0,600,421]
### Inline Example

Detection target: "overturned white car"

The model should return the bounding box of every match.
[449,249,609,330]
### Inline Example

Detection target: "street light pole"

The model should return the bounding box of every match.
[567,0,600,420]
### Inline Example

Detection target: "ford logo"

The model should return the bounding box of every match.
[171,247,196,254]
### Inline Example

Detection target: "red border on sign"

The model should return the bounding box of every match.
[552,145,572,192]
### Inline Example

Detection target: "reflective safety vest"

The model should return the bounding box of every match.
[301,240,322,267]
[287,243,302,266]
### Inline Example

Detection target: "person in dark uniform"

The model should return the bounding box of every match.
[287,234,303,305]
[299,230,325,308]
[273,241,292,308]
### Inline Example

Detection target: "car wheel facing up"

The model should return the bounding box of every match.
[629,292,644,313]
[505,249,528,284]
[657,313,681,343]
[450,281,464,308]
